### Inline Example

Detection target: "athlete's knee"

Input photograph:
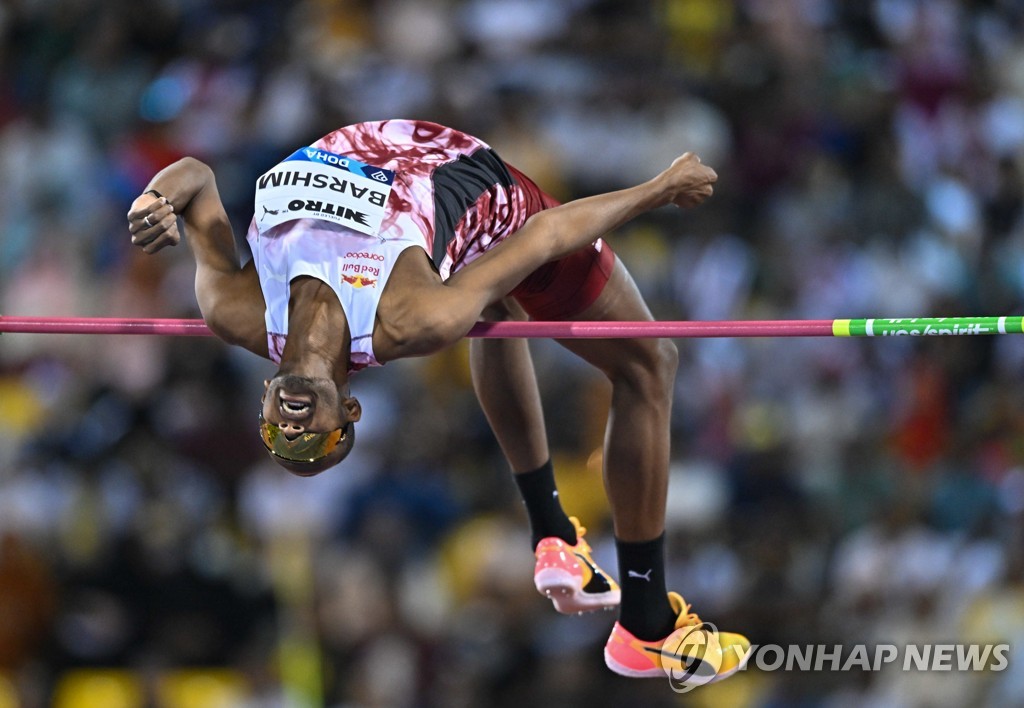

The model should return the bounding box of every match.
[649,338,679,386]
[659,337,679,373]
[610,338,678,397]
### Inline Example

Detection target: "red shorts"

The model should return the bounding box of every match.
[511,238,617,320]
[485,162,617,320]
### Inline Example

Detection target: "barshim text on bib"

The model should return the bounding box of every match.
[254,147,396,237]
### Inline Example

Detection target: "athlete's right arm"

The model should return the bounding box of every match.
[127,158,269,358]
[418,152,716,350]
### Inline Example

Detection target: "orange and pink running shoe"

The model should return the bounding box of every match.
[604,591,751,687]
[534,517,621,614]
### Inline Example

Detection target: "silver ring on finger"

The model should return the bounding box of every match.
[144,215,152,227]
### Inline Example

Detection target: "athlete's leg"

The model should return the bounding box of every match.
[550,256,751,679]
[471,298,620,614]
[470,297,576,548]
[553,257,679,639]
[470,298,550,474]
[468,299,581,549]
[556,258,676,540]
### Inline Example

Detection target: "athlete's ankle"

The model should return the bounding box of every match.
[514,460,577,548]
[615,533,675,640]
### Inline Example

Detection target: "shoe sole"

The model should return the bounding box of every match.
[715,644,754,681]
[604,643,755,682]
[535,568,620,614]
[603,646,664,678]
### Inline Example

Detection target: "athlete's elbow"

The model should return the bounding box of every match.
[195,283,241,346]
[174,157,217,198]
[199,300,237,345]
[415,311,468,355]
[202,304,266,357]
[520,211,561,261]
[178,156,213,176]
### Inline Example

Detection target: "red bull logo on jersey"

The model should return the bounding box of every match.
[342,251,383,289]
[341,273,378,289]
[342,261,380,276]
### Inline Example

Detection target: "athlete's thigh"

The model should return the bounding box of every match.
[554,256,666,376]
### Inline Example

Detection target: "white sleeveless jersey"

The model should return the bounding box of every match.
[245,120,557,371]
[247,218,421,371]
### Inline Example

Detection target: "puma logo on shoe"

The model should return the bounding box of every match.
[628,569,653,581]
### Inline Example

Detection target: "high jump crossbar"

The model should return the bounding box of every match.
[0,316,1021,338]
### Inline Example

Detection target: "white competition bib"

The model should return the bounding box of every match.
[254,147,396,236]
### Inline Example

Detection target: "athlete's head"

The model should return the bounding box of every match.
[259,374,361,476]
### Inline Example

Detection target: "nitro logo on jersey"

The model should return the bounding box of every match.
[254,147,395,238]
[283,199,370,228]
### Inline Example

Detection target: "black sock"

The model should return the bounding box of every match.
[616,533,676,641]
[513,460,577,549]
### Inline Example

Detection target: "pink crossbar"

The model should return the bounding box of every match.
[0,316,835,338]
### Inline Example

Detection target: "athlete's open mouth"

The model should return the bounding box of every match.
[279,392,313,416]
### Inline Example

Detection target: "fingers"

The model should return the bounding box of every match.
[664,151,718,208]
[140,222,181,253]
[128,196,179,253]
[671,152,717,181]
[127,198,173,235]
[671,187,714,208]
[687,155,716,183]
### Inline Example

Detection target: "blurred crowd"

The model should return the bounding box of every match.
[3,0,1024,706]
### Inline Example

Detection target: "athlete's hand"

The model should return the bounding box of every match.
[127,192,179,254]
[660,152,717,209]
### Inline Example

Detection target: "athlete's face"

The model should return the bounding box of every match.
[260,374,360,475]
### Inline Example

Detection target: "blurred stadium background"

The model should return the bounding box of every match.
[2,0,1024,706]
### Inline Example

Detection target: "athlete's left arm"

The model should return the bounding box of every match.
[127,158,269,358]
[418,152,716,350]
